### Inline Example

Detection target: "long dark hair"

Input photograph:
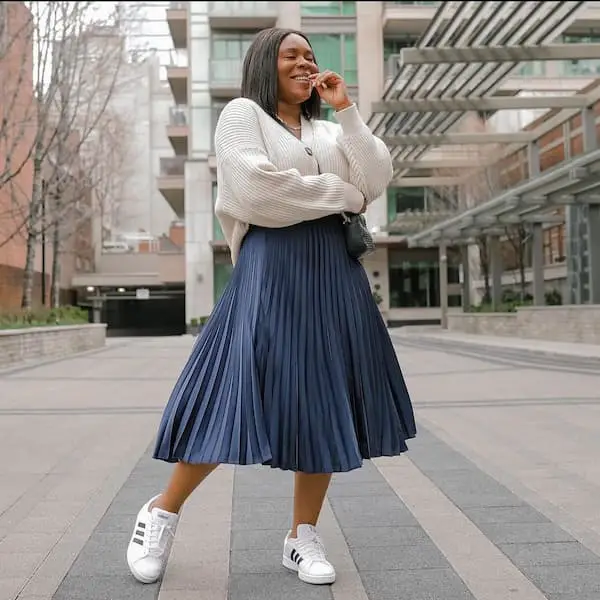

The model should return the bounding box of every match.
[241,28,321,121]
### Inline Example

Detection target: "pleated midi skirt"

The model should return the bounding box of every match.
[153,215,416,473]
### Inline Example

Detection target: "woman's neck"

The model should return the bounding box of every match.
[277,102,301,126]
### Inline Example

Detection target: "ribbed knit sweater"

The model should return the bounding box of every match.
[214,97,393,264]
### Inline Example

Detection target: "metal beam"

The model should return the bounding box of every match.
[407,147,600,247]
[400,43,600,65]
[382,132,535,146]
[394,158,494,170]
[372,95,592,114]
[391,177,462,188]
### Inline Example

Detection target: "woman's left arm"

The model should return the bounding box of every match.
[334,104,393,204]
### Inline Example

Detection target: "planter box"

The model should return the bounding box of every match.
[448,305,600,344]
[0,324,107,370]
[187,324,205,336]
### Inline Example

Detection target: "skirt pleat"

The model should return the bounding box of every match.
[153,215,416,473]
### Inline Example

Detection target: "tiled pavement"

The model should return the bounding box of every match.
[1,332,600,599]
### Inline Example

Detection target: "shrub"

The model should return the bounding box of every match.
[0,306,89,330]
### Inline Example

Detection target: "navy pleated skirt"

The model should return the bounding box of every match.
[153,215,416,473]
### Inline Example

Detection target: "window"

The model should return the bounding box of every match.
[387,187,426,223]
[301,1,355,16]
[388,251,460,309]
[515,61,546,77]
[560,33,600,76]
[213,256,234,304]
[383,37,418,62]
[211,33,254,82]
[309,34,357,85]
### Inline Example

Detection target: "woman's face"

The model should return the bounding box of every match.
[277,33,319,105]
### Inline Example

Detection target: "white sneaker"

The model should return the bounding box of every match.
[282,524,336,585]
[126,494,179,584]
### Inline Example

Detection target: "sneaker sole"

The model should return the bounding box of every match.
[282,555,336,585]
[127,553,160,584]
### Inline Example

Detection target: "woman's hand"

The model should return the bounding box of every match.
[309,70,353,112]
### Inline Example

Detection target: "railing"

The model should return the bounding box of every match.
[160,156,186,177]
[386,1,438,6]
[168,49,188,68]
[208,1,277,15]
[210,58,243,87]
[169,105,188,126]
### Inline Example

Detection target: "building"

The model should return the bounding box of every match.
[0,2,46,309]
[157,1,600,330]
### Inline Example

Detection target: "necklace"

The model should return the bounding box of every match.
[277,116,301,131]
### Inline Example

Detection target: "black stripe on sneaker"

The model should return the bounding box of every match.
[133,538,144,546]
[135,530,144,537]
[138,522,145,529]
[290,549,303,565]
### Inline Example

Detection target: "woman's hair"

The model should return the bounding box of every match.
[241,28,321,121]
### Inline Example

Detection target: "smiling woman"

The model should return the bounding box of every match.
[126,26,415,592]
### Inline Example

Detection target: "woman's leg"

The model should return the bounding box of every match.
[153,462,219,514]
[291,472,332,537]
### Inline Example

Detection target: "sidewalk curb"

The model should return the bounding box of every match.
[0,340,131,377]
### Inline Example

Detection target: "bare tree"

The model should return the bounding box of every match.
[47,106,138,308]
[0,2,142,310]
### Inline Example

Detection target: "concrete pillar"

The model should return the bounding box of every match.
[356,2,387,235]
[461,244,471,312]
[489,235,502,310]
[531,223,545,306]
[439,243,448,329]
[588,204,600,304]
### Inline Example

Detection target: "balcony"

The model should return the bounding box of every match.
[208,1,278,30]
[383,1,438,35]
[157,157,185,217]
[209,58,243,97]
[72,251,185,288]
[166,2,188,49]
[167,105,189,155]
[167,50,189,105]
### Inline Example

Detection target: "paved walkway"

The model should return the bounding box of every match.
[1,331,600,600]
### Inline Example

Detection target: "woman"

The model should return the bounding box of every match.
[126,27,416,587]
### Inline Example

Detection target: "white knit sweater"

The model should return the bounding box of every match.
[214,97,393,264]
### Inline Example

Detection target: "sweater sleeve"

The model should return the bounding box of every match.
[214,98,365,228]
[333,104,394,203]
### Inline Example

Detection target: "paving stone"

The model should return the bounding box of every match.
[0,531,60,555]
[476,522,576,545]
[230,529,289,551]
[326,481,393,498]
[499,541,600,567]
[228,572,333,600]
[350,543,448,571]
[231,497,293,531]
[52,574,159,600]
[329,495,418,528]
[463,505,550,525]
[361,568,475,600]
[229,547,286,574]
[520,564,600,594]
[342,525,430,548]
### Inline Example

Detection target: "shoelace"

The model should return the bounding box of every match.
[296,534,328,563]
[145,519,174,557]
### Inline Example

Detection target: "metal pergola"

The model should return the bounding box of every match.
[367,0,600,321]
[367,0,589,184]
